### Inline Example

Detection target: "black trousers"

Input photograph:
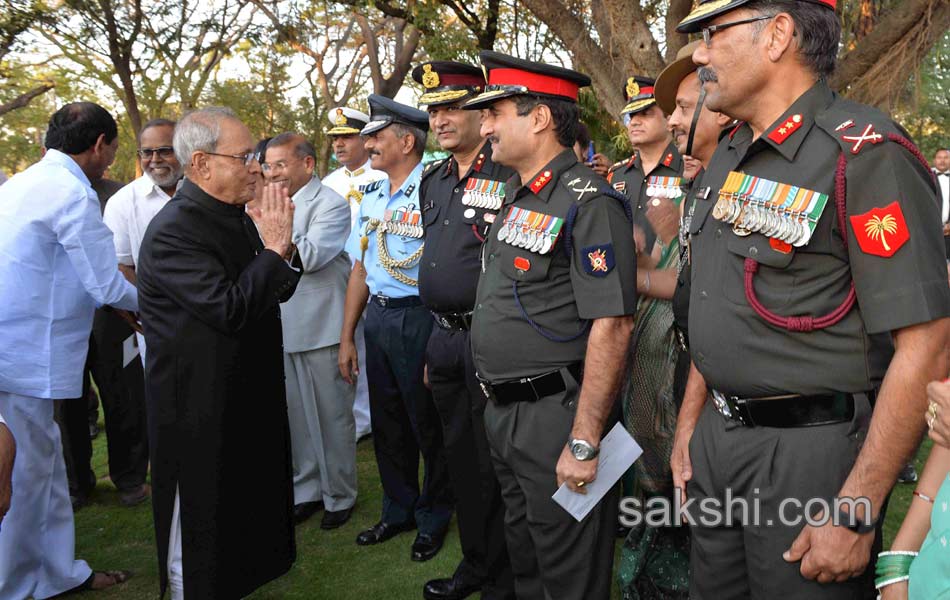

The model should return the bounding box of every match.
[426,327,514,598]
[688,398,880,599]
[483,368,619,600]
[55,372,96,499]
[57,312,149,496]
[364,301,452,535]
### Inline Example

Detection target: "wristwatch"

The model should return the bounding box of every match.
[837,505,877,534]
[568,438,599,461]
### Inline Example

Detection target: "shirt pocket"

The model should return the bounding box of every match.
[423,202,441,228]
[495,239,555,283]
[722,233,796,307]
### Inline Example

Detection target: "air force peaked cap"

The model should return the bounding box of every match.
[361,94,430,136]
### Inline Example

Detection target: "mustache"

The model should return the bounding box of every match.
[368,150,381,157]
[698,67,718,83]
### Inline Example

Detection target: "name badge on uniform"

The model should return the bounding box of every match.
[712,171,828,247]
[461,178,505,211]
[496,206,564,255]
[382,206,424,239]
[645,175,683,199]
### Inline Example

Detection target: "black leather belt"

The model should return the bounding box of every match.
[478,363,583,405]
[371,294,422,309]
[432,310,473,331]
[710,389,870,428]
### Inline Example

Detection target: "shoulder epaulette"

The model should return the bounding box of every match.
[608,159,627,173]
[421,158,446,178]
[362,179,383,194]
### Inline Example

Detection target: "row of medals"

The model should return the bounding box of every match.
[462,191,503,211]
[712,192,814,247]
[380,220,424,239]
[496,218,559,254]
[646,184,683,199]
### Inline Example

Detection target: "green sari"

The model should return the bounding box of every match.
[617,233,690,599]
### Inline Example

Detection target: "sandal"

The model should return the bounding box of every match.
[62,570,133,595]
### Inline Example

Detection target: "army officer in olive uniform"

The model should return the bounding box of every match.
[413,61,515,600]
[675,1,950,598]
[607,75,684,253]
[463,51,638,600]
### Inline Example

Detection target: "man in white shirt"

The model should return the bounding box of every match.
[0,102,138,597]
[104,119,182,288]
[935,148,950,258]
[322,106,385,442]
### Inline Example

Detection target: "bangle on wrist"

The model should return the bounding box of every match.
[642,271,651,293]
[913,490,935,504]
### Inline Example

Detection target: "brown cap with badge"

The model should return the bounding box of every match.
[412,61,485,107]
[654,41,703,115]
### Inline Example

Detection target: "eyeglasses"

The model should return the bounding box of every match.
[204,151,258,166]
[137,146,175,160]
[701,15,774,48]
[260,159,299,173]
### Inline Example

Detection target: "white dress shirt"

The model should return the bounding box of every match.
[322,159,386,231]
[0,149,138,399]
[935,169,950,224]
[103,174,174,266]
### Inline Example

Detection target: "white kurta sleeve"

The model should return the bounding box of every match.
[51,185,138,311]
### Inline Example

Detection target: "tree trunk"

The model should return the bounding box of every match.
[832,0,950,109]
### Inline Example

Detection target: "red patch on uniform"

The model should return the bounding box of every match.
[627,153,637,169]
[514,256,531,271]
[769,238,792,254]
[606,171,614,184]
[767,114,803,145]
[474,153,485,172]
[663,153,673,167]
[848,201,910,258]
[529,170,553,194]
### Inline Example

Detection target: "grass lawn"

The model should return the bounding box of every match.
[71,423,932,599]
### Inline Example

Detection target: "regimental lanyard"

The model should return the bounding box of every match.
[712,171,829,247]
[461,178,505,211]
[496,206,564,255]
[382,206,424,239]
[645,175,684,199]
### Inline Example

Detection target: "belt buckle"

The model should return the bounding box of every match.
[376,294,389,307]
[438,315,452,329]
[711,389,735,420]
[478,379,493,401]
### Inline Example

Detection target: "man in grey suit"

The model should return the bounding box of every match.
[262,132,356,529]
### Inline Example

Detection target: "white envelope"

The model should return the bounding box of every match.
[552,422,643,522]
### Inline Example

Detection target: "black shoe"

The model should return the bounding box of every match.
[293,501,324,524]
[898,463,919,483]
[320,506,353,530]
[118,484,150,507]
[423,574,483,600]
[356,520,415,545]
[411,532,445,562]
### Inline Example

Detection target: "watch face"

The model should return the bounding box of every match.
[571,441,595,461]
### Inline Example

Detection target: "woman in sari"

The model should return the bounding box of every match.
[617,182,691,600]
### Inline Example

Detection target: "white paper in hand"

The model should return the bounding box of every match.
[552,422,642,522]
[122,334,140,368]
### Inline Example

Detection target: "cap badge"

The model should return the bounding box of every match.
[626,78,639,98]
[335,108,347,126]
[422,64,440,89]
